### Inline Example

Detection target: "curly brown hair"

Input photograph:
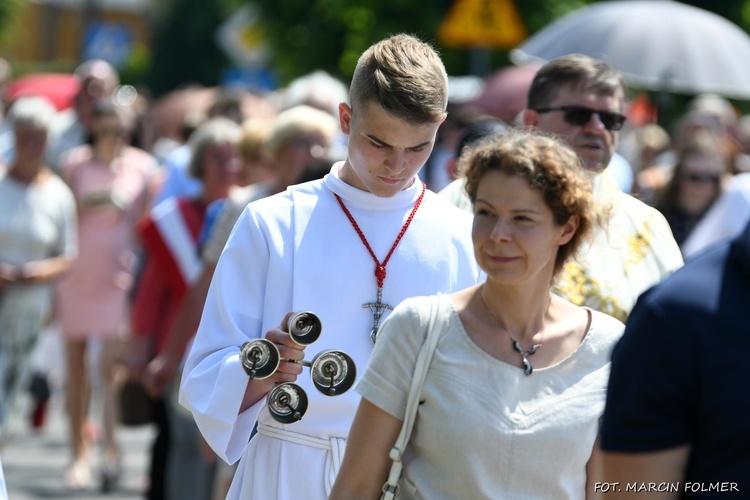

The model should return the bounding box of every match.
[461,128,595,277]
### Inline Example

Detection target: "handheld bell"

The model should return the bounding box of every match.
[267,382,309,423]
[310,350,356,396]
[240,339,280,379]
[288,311,322,345]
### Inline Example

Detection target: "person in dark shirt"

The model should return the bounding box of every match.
[599,220,750,498]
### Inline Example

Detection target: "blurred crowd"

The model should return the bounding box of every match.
[0,57,348,498]
[0,52,749,499]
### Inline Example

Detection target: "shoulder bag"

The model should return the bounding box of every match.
[381,295,445,500]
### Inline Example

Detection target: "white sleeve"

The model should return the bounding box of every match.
[179,205,270,464]
[0,454,6,500]
[682,183,750,258]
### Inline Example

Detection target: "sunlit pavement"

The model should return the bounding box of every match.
[2,394,154,500]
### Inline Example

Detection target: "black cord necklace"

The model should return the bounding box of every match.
[479,285,547,376]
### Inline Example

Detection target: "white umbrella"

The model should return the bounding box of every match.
[510,0,750,100]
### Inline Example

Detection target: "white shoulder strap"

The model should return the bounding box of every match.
[382,294,445,500]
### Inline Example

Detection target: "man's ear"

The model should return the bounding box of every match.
[339,102,353,136]
[522,109,539,128]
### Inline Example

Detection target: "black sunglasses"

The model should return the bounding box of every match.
[680,172,721,184]
[533,105,626,131]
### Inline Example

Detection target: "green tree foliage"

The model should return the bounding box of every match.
[251,0,597,85]
[0,0,22,45]
[145,0,244,97]
[250,0,750,85]
[139,0,750,96]
[251,0,456,83]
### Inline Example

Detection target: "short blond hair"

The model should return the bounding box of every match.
[239,118,273,161]
[349,34,448,124]
[265,105,338,157]
[188,117,242,179]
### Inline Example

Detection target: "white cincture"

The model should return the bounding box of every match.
[257,422,346,496]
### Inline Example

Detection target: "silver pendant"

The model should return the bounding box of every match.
[512,340,541,376]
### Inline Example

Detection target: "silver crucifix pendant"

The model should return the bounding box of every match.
[363,286,394,343]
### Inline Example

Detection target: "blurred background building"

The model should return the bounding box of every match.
[3,0,149,71]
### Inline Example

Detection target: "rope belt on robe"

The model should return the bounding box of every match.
[257,422,346,496]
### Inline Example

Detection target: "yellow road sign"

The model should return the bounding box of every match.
[438,0,527,50]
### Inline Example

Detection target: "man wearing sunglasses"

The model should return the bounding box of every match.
[524,54,683,323]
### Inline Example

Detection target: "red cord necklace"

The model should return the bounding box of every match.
[334,181,427,343]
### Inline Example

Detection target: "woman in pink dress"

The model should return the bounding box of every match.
[55,99,157,490]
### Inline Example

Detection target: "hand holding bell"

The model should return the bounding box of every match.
[263,349,356,424]
[240,311,310,380]
[239,311,357,423]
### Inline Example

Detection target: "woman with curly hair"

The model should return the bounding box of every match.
[332,129,625,499]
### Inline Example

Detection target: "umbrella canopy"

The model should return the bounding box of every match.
[471,64,541,123]
[5,73,80,111]
[510,0,750,100]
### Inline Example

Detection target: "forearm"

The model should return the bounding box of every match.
[330,399,402,500]
[156,298,192,370]
[328,486,376,500]
[17,256,74,283]
[127,333,153,378]
[160,266,214,366]
[600,445,690,499]
[586,438,604,500]
[239,378,277,414]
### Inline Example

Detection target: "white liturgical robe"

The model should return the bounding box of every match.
[552,170,684,322]
[180,163,482,499]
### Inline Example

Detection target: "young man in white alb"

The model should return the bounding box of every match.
[179,34,482,499]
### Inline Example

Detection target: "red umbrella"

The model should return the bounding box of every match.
[5,73,81,111]
[471,64,541,123]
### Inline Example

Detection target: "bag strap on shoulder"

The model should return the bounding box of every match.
[381,295,445,500]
